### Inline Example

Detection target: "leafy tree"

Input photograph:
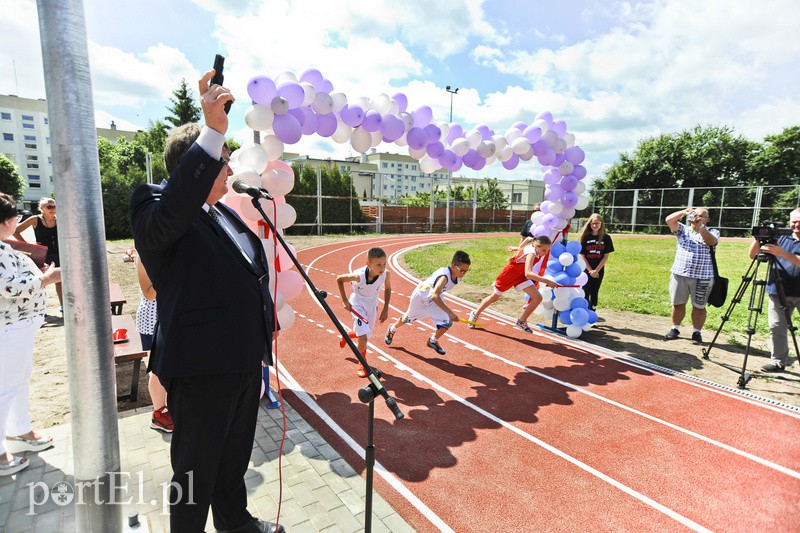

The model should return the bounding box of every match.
[0,154,26,200]
[477,178,508,209]
[226,138,241,152]
[165,79,201,127]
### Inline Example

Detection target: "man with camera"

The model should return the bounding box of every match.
[748,209,800,372]
[665,207,719,344]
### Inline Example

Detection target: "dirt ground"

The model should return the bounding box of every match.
[29,235,799,431]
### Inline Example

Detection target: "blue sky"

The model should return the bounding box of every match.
[2,0,799,186]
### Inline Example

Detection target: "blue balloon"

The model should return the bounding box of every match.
[550,243,566,257]
[570,297,590,310]
[570,308,589,326]
[565,263,582,278]
[565,240,582,255]
[559,310,572,325]
[554,271,571,285]
[587,310,598,324]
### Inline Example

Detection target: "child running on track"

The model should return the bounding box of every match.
[384,250,471,356]
[469,236,558,333]
[337,247,392,377]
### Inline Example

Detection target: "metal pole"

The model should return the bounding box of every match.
[377,172,383,233]
[316,167,322,235]
[472,183,477,232]
[36,1,122,530]
[445,174,451,233]
[632,189,639,232]
[429,178,434,232]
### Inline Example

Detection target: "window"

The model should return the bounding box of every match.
[3,133,13,141]
[25,142,37,150]
[1,112,10,120]
[26,154,38,161]
[24,135,36,142]
[382,162,388,168]
[27,163,39,169]
[48,156,52,164]
[29,183,41,189]
[412,165,417,171]
[21,115,34,121]
[512,193,522,203]
[22,123,35,130]
[44,117,48,125]
[45,137,50,145]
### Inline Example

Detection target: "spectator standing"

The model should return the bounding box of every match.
[0,192,60,476]
[518,202,542,246]
[748,209,800,372]
[664,207,719,344]
[578,214,614,311]
[13,197,63,312]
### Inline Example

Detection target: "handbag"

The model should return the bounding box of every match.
[707,247,728,308]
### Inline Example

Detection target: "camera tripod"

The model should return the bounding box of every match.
[702,251,799,389]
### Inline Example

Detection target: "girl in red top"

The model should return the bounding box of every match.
[469,236,558,333]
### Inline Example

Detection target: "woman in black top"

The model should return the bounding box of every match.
[578,214,614,311]
[14,197,62,311]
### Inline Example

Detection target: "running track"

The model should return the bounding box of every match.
[271,234,800,532]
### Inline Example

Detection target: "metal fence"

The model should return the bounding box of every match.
[589,185,800,236]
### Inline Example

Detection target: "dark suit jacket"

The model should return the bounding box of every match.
[129,143,276,378]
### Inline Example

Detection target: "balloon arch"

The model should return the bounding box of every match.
[225,68,596,337]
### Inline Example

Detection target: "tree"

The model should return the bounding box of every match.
[0,154,25,200]
[477,178,508,209]
[165,79,201,127]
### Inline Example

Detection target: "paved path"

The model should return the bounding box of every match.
[0,398,413,532]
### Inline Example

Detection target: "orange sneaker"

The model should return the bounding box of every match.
[340,331,358,348]
[151,406,174,433]
[356,365,367,378]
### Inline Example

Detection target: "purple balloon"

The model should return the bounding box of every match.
[539,201,551,214]
[543,169,560,185]
[316,113,337,137]
[532,224,548,237]
[438,149,457,170]
[538,146,556,166]
[392,92,408,113]
[523,125,542,143]
[472,156,486,171]
[462,149,479,167]
[565,146,585,165]
[427,141,444,159]
[535,110,553,124]
[551,119,567,137]
[247,76,277,105]
[299,108,318,135]
[411,106,433,127]
[380,114,405,141]
[545,184,564,202]
[361,110,383,132]
[423,123,441,143]
[340,104,364,127]
[287,107,305,126]
[277,82,305,109]
[299,68,324,88]
[446,124,464,144]
[532,139,549,157]
[406,127,427,150]
[317,78,334,93]
[573,164,587,180]
[512,121,527,132]
[502,154,520,170]
[561,191,579,209]
[272,113,302,144]
[552,152,566,167]
[560,174,578,192]
[542,213,558,229]
[477,124,493,140]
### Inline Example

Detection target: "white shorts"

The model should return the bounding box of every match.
[669,273,713,309]
[349,298,378,338]
[403,294,452,329]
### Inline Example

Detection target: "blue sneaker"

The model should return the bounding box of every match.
[427,338,446,355]
[384,327,395,345]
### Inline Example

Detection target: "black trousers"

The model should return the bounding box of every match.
[164,368,261,532]
[584,268,605,309]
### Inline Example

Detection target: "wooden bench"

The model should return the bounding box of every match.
[109,282,127,315]
[112,314,147,402]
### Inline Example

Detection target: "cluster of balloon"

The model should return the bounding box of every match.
[239,67,589,203]
[537,241,598,338]
[527,151,591,243]
[222,142,303,331]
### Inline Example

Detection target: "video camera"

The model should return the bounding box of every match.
[752,222,792,244]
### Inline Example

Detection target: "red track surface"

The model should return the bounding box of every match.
[272,234,800,532]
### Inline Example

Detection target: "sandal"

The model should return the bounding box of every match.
[0,455,29,476]
[6,435,54,453]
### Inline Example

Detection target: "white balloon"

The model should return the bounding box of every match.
[511,137,531,154]
[274,71,297,85]
[559,252,575,266]
[261,238,276,263]
[274,291,286,312]
[438,122,450,140]
[231,168,261,188]
[491,134,507,151]
[485,154,497,166]
[270,96,289,115]
[239,195,269,221]
[566,324,583,338]
[542,130,559,147]
[277,303,296,330]
[564,132,575,148]
[245,104,274,131]
[419,155,440,174]
[370,129,382,147]
[311,92,334,114]
[531,211,545,224]
[331,120,352,144]
[553,287,572,300]
[582,322,593,331]
[548,202,563,215]
[350,126,371,153]
[330,92,348,112]
[394,132,408,147]
[408,146,426,160]
[504,128,521,143]
[451,138,470,156]
[356,96,371,110]
[387,101,398,115]
[262,167,295,196]
[466,130,482,149]
[299,82,316,106]
[261,135,285,162]
[559,161,574,176]
[399,112,414,130]
[477,141,496,158]
[532,118,549,132]
[553,298,571,312]
[575,195,590,211]
[541,298,554,310]
[236,144,269,174]
[555,218,568,230]
[556,138,567,154]
[562,207,576,219]
[574,181,586,195]
[373,94,391,114]
[268,202,296,229]
[496,146,513,162]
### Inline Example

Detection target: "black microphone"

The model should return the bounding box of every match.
[232,179,272,200]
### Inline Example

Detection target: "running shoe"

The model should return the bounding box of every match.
[468,311,478,329]
[427,338,446,355]
[384,327,395,345]
[514,319,533,334]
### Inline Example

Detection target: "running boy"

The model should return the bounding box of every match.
[469,236,558,333]
[384,250,471,355]
[337,247,392,377]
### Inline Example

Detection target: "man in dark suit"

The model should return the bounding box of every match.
[130,71,281,533]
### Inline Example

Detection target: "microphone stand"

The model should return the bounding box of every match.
[249,196,404,533]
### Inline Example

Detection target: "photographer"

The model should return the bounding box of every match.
[748,209,800,372]
[664,207,719,344]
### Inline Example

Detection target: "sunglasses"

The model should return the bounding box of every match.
[44,205,56,210]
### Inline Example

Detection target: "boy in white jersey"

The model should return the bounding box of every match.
[384,250,471,355]
[337,247,392,377]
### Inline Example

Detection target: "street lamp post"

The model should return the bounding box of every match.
[445,86,458,232]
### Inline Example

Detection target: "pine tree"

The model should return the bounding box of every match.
[165,79,201,127]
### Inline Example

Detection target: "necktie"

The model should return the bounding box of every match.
[208,206,255,267]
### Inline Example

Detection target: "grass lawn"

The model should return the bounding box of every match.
[403,234,798,337]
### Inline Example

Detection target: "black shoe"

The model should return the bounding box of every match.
[427,339,446,355]
[761,362,786,373]
[664,328,680,340]
[691,331,704,345]
[217,518,285,533]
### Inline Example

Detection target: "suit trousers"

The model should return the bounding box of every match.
[767,294,800,366]
[164,368,261,532]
